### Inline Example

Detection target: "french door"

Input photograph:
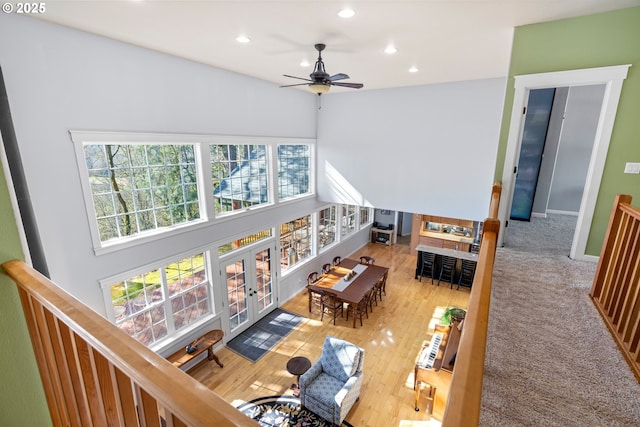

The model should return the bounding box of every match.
[221,243,276,338]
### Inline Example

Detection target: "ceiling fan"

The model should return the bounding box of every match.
[280,43,364,96]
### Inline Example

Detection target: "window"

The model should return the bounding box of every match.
[277,144,310,201]
[165,254,210,331]
[280,215,313,271]
[318,206,337,250]
[341,205,357,237]
[218,229,273,256]
[107,253,211,347]
[73,132,315,251]
[82,143,200,243]
[359,207,372,227]
[211,144,269,215]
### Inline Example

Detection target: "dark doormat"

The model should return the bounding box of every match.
[227,308,305,363]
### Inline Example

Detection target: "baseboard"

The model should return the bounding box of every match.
[531,212,547,218]
[546,209,579,216]
[573,253,600,263]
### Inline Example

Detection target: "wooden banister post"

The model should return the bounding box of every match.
[590,194,632,299]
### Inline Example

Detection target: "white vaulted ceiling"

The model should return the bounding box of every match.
[30,0,640,91]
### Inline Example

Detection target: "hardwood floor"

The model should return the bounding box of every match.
[190,240,471,426]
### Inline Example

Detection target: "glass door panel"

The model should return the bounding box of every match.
[224,259,248,334]
[254,247,274,314]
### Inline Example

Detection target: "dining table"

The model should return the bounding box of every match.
[306,258,389,328]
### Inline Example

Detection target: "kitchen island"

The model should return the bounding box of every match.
[410,214,479,255]
[415,244,478,285]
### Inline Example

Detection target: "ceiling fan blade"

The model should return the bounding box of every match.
[331,81,364,89]
[330,73,350,81]
[283,74,312,82]
[279,83,311,88]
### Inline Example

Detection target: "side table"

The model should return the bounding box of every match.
[286,356,311,397]
[166,329,224,370]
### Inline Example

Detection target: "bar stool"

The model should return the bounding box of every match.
[419,252,436,284]
[438,256,457,287]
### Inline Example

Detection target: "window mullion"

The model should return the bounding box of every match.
[126,146,141,235]
[197,143,214,220]
[312,210,319,255]
[160,268,176,334]
[145,147,159,229]
[267,144,277,205]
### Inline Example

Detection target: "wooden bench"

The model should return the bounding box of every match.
[166,329,224,370]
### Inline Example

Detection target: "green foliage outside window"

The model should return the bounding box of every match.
[85,143,199,243]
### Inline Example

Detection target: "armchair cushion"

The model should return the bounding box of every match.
[320,336,361,382]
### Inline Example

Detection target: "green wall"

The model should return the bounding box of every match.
[0,160,51,426]
[495,7,640,255]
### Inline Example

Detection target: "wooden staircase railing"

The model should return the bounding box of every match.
[590,194,640,383]
[4,182,504,427]
[442,182,501,427]
[2,260,259,427]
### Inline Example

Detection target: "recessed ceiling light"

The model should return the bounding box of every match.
[409,66,419,73]
[236,35,250,43]
[384,46,398,54]
[338,9,355,18]
[300,60,310,67]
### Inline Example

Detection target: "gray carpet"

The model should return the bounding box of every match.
[480,214,640,427]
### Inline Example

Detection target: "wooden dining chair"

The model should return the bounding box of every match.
[332,256,342,266]
[346,289,372,327]
[307,272,322,313]
[359,256,375,265]
[374,270,388,302]
[320,293,344,325]
[322,263,331,274]
[366,285,377,312]
[307,271,319,284]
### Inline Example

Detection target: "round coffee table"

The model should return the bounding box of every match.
[286,356,311,397]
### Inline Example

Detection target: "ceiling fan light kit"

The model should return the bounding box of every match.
[281,43,363,97]
[309,83,330,95]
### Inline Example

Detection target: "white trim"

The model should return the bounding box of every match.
[530,212,547,219]
[582,254,600,263]
[499,64,631,261]
[546,209,579,216]
[70,130,314,147]
[99,245,212,289]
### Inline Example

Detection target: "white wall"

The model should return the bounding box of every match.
[374,208,396,228]
[0,14,319,313]
[316,78,506,221]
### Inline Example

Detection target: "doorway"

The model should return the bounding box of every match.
[499,65,630,260]
[221,242,276,339]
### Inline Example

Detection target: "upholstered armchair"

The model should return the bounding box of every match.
[299,335,365,426]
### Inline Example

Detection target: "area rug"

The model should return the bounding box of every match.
[236,395,354,427]
[227,308,305,362]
